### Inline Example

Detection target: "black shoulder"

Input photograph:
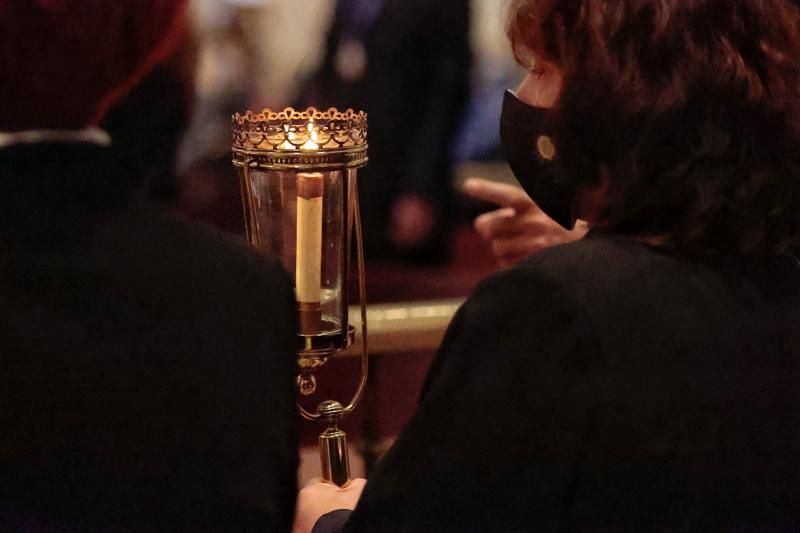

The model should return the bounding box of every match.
[508,233,686,310]
[94,202,299,361]
[518,233,655,283]
[123,203,294,306]
[461,234,642,313]
[427,233,655,388]
[422,239,604,398]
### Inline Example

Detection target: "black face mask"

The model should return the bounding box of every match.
[499,89,577,229]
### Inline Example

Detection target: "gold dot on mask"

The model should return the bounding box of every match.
[536,135,556,160]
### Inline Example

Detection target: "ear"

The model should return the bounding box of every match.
[515,63,563,108]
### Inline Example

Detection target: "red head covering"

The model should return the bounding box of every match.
[0,0,188,132]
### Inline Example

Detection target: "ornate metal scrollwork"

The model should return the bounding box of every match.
[232,107,368,169]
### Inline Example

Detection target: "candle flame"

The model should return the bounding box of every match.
[301,121,319,150]
[280,121,319,150]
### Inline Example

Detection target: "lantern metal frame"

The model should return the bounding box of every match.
[232,107,369,487]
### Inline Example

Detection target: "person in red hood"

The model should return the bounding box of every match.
[0,2,299,531]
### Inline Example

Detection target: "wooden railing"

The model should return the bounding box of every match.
[343,298,464,355]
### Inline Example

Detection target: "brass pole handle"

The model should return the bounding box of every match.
[318,400,351,487]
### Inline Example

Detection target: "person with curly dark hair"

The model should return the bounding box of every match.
[296,0,800,531]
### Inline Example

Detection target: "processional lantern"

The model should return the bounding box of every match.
[232,107,369,487]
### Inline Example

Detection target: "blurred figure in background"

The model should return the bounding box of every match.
[0,1,298,530]
[299,0,472,264]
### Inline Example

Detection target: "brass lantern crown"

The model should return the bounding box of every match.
[232,107,368,171]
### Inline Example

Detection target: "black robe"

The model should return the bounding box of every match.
[321,233,800,531]
[0,144,299,531]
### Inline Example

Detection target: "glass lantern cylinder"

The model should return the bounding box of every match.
[241,167,359,352]
[231,106,368,393]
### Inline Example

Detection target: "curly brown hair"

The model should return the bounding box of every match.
[508,0,800,259]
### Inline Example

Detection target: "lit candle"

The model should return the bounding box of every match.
[296,172,324,334]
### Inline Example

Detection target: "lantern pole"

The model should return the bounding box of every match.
[232,107,369,486]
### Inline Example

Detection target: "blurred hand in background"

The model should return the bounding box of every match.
[464,177,588,268]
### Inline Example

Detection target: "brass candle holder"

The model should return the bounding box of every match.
[232,107,368,487]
